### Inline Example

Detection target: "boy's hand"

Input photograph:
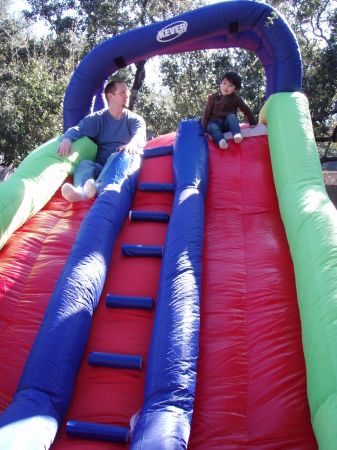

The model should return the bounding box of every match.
[57,138,73,158]
[117,143,141,155]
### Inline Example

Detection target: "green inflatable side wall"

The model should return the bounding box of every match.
[260,92,337,449]
[0,137,97,251]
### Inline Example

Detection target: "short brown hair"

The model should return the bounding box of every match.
[104,80,125,101]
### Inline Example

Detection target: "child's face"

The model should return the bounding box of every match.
[220,78,237,96]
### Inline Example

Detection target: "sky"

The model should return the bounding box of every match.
[10,0,224,16]
[9,0,49,36]
[9,0,28,15]
[9,0,225,38]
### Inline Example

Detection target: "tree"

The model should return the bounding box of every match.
[135,83,179,138]
[23,0,206,110]
[264,0,337,156]
[0,54,74,166]
[0,2,79,166]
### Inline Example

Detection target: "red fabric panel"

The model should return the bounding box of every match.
[0,185,92,412]
[188,136,317,449]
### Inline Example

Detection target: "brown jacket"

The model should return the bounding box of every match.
[201,92,257,131]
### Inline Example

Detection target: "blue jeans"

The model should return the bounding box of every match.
[73,152,119,189]
[207,114,241,145]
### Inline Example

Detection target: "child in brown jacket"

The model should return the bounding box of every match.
[202,72,256,149]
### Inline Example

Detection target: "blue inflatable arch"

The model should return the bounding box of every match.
[63,0,302,131]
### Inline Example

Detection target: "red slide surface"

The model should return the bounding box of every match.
[0,132,317,448]
[189,135,317,448]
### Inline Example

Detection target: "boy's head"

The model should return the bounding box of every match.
[220,72,242,91]
[105,80,129,99]
[104,80,130,108]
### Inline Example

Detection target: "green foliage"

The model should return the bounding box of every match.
[0,1,86,167]
[265,0,337,150]
[159,51,222,122]
[0,12,77,167]
[134,84,178,139]
[264,12,279,28]
[0,56,70,166]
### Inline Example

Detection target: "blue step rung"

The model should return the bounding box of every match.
[88,352,143,370]
[121,244,163,258]
[142,146,173,158]
[139,182,174,192]
[129,210,169,222]
[66,421,129,443]
[106,294,154,310]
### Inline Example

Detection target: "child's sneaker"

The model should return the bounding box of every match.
[219,139,228,149]
[234,134,243,144]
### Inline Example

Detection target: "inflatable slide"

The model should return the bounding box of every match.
[1,1,337,449]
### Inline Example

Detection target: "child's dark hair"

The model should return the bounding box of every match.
[221,72,242,90]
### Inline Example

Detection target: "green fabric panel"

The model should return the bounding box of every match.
[260,92,337,449]
[313,393,337,449]
[0,136,97,251]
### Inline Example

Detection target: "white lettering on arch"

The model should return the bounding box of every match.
[157,21,188,43]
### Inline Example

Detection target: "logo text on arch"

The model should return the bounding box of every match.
[156,21,188,43]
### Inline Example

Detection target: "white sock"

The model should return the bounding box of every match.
[61,183,87,202]
[234,133,243,144]
[84,179,98,199]
[219,139,228,149]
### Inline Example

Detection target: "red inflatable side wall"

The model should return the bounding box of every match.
[0,190,91,412]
